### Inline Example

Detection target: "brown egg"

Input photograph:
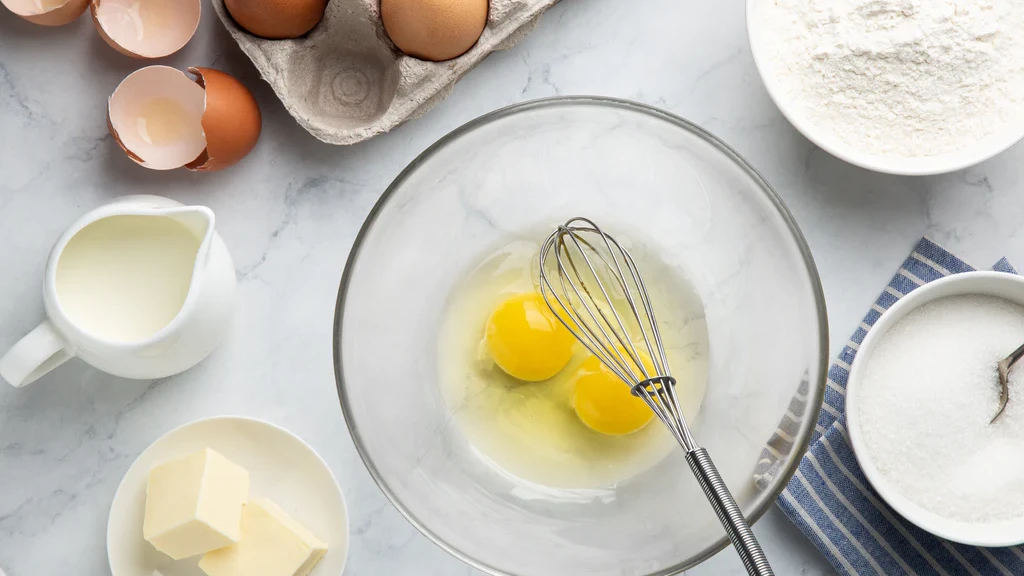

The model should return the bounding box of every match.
[225,0,327,39]
[185,67,263,172]
[382,0,488,62]
[91,0,201,59]
[1,0,88,26]
[107,66,262,172]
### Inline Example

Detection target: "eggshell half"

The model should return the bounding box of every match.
[1,0,88,26]
[108,66,208,170]
[91,0,200,59]
[184,67,262,172]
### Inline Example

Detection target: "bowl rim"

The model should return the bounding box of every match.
[744,0,1024,176]
[846,271,1024,547]
[333,95,830,575]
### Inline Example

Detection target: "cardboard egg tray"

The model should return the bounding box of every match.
[210,0,561,145]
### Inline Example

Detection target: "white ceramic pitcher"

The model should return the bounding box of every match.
[0,195,236,387]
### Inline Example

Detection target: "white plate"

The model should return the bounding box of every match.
[107,416,349,576]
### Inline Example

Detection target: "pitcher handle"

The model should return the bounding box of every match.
[0,320,73,387]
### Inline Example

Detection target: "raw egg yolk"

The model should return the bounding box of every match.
[485,292,575,382]
[572,354,655,436]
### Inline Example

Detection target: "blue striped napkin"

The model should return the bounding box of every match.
[755,237,1024,575]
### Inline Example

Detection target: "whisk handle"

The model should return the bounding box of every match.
[687,448,774,576]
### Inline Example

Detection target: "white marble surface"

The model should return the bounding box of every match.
[2,0,1023,575]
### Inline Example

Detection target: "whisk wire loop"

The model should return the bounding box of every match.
[542,237,631,384]
[550,221,662,376]
[539,217,773,576]
[539,217,698,450]
[599,230,672,377]
[558,231,650,382]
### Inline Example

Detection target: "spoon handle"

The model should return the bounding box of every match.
[1006,341,1024,369]
[687,448,774,576]
[994,340,1024,423]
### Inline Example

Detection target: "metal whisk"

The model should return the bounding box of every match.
[539,217,773,576]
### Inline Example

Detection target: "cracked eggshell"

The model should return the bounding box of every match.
[107,66,262,172]
[1,0,89,26]
[91,0,201,59]
[184,67,262,172]
[108,65,208,170]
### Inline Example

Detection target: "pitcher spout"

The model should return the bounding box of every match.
[165,206,216,265]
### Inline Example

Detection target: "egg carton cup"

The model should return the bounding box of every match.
[211,0,561,145]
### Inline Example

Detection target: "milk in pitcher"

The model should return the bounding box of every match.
[55,215,202,343]
[0,196,236,388]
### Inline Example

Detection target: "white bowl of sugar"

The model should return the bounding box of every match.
[746,0,1024,176]
[847,272,1024,546]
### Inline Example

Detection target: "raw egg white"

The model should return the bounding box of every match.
[225,0,327,39]
[91,0,200,59]
[382,0,489,62]
[108,66,262,172]
[1,0,88,26]
[438,238,709,489]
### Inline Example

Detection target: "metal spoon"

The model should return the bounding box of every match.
[992,342,1024,424]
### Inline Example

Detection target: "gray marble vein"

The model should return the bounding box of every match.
[7,0,1024,574]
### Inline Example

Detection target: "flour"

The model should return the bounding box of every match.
[763,0,1024,158]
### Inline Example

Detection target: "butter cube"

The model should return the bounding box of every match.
[143,448,250,560]
[199,499,328,576]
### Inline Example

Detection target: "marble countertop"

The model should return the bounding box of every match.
[3,0,1024,574]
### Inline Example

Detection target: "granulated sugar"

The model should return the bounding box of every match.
[858,295,1024,524]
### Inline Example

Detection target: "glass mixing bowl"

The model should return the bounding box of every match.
[334,97,828,575]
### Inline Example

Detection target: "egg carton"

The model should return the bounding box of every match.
[210,0,561,145]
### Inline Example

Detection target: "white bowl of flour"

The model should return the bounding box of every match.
[846,272,1024,546]
[747,0,1024,175]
